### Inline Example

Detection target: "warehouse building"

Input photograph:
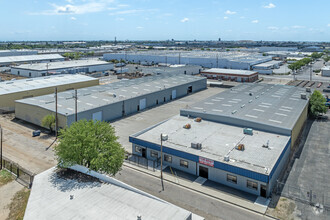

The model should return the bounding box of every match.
[130,84,309,197]
[0,54,64,66]
[252,60,283,75]
[0,74,99,112]
[15,74,206,128]
[104,51,273,70]
[321,66,330,77]
[11,60,114,77]
[0,49,38,57]
[24,165,201,220]
[201,68,258,82]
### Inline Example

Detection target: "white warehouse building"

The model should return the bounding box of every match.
[103,51,273,70]
[11,60,114,77]
[0,49,38,57]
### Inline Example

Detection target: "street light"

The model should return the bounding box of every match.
[160,133,168,191]
[0,124,3,170]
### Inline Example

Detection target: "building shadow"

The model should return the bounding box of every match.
[49,168,102,192]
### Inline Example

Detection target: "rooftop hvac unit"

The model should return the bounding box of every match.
[224,155,230,162]
[306,87,311,92]
[235,144,245,151]
[161,134,168,141]
[262,140,270,148]
[191,142,202,150]
[301,93,307,99]
[243,128,253,135]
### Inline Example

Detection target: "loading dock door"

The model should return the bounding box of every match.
[172,90,177,99]
[139,98,146,110]
[92,111,102,121]
[199,166,208,179]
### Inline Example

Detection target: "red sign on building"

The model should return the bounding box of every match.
[199,157,214,167]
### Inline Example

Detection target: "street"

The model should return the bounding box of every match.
[116,166,273,220]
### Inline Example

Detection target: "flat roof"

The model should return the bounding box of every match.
[24,166,194,220]
[253,60,282,68]
[134,115,290,174]
[0,54,64,64]
[16,74,205,116]
[13,60,111,71]
[180,83,308,133]
[201,68,257,76]
[0,74,98,96]
[322,66,330,70]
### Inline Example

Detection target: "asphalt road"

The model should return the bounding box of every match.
[116,166,273,220]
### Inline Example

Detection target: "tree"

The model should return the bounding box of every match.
[41,115,55,133]
[55,120,125,175]
[309,90,327,117]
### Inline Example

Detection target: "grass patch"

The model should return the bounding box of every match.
[0,169,14,187]
[6,188,30,220]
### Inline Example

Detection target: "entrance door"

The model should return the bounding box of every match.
[141,148,146,158]
[187,86,192,94]
[92,111,102,121]
[199,166,208,179]
[260,184,267,197]
[172,90,177,99]
[139,98,146,110]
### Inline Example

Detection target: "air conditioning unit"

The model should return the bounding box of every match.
[191,142,202,149]
[301,93,307,99]
[224,155,230,162]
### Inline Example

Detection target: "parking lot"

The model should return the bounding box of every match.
[280,110,330,219]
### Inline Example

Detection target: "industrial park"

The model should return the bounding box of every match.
[0,1,330,220]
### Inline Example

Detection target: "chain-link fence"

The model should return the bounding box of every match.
[276,181,330,210]
[1,156,35,188]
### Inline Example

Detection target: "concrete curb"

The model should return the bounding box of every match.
[123,163,278,219]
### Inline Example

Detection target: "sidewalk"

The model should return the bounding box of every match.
[123,161,270,215]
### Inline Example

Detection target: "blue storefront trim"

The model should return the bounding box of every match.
[269,137,291,181]
[130,136,272,183]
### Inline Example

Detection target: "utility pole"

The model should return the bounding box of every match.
[310,64,312,82]
[179,52,181,64]
[74,89,78,122]
[55,88,58,137]
[160,133,164,191]
[216,53,219,68]
[0,124,2,170]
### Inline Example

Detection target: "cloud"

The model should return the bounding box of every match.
[252,20,259,23]
[225,10,236,15]
[268,26,279,30]
[181,17,189,23]
[136,26,143,29]
[109,9,157,16]
[70,16,76,20]
[292,25,305,29]
[240,16,245,19]
[32,0,115,15]
[223,16,228,20]
[263,3,276,9]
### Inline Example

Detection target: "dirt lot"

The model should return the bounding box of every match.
[0,114,57,174]
[0,72,26,81]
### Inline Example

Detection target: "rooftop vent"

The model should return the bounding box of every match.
[137,216,142,220]
[248,100,253,103]
[191,142,202,150]
[262,140,270,148]
[306,87,311,93]
[235,144,245,151]
[301,93,307,99]
[224,155,230,162]
[231,110,237,114]
[183,123,191,129]
[195,117,202,122]
[249,92,253,96]
[241,104,245,108]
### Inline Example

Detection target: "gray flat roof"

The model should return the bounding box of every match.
[0,74,98,95]
[134,115,290,174]
[13,60,111,71]
[16,74,205,116]
[201,68,257,76]
[181,83,308,133]
[0,54,64,64]
[253,60,282,68]
[24,166,194,220]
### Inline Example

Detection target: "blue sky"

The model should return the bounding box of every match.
[0,0,329,41]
